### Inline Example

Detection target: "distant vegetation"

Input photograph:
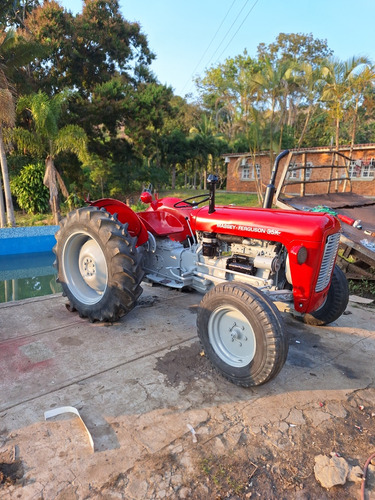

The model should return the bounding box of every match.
[1,2,374,226]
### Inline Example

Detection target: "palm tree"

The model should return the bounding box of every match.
[0,30,17,227]
[348,64,375,149]
[235,108,268,205]
[321,56,370,149]
[189,116,224,189]
[296,61,325,148]
[251,57,293,169]
[0,27,48,226]
[0,88,15,228]
[13,90,89,224]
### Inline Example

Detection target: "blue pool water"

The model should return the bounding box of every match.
[0,251,61,303]
[0,226,61,303]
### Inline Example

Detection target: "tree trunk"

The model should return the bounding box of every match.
[43,155,61,225]
[269,98,276,176]
[171,164,176,190]
[350,99,359,150]
[0,125,16,227]
[278,123,284,153]
[0,175,6,228]
[297,107,312,149]
[335,107,340,150]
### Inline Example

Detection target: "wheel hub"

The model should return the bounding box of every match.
[82,257,95,277]
[208,306,256,367]
[229,322,248,346]
[62,232,109,305]
[78,239,107,292]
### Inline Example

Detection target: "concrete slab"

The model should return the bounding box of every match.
[0,285,374,499]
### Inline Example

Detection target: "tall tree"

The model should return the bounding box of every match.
[21,0,155,94]
[0,23,46,226]
[0,30,17,227]
[196,52,262,141]
[257,33,333,67]
[0,0,40,29]
[189,115,227,189]
[295,62,325,148]
[251,57,293,167]
[347,64,375,149]
[257,33,333,149]
[321,56,370,149]
[0,89,15,227]
[13,90,89,224]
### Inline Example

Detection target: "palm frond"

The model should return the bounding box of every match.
[11,127,44,156]
[55,124,89,164]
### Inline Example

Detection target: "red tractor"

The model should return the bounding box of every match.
[54,151,349,387]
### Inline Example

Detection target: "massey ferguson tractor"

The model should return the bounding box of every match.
[54,150,349,387]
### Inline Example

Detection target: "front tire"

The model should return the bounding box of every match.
[197,282,288,387]
[304,265,349,326]
[54,206,144,322]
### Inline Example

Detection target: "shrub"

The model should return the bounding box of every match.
[11,162,49,214]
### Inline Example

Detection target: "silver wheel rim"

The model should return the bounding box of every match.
[62,231,108,305]
[208,305,256,367]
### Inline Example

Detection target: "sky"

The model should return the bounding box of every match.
[57,0,375,99]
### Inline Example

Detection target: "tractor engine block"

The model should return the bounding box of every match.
[143,231,287,294]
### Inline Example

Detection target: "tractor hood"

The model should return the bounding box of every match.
[191,205,341,243]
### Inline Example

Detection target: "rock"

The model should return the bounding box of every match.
[304,409,332,427]
[349,295,373,304]
[286,408,305,426]
[314,454,349,489]
[179,487,191,499]
[211,436,226,455]
[348,465,363,483]
[325,402,348,419]
[278,422,289,433]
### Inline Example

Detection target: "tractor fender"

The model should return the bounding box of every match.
[88,198,149,246]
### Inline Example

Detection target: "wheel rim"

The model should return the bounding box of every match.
[62,231,108,305]
[208,305,256,367]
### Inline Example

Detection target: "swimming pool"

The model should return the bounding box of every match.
[0,226,61,303]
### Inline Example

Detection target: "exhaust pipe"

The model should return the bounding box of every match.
[263,150,289,209]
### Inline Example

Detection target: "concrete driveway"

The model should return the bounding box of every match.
[0,285,374,499]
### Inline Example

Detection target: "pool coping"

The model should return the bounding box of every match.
[0,226,59,256]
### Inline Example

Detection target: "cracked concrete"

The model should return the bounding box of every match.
[0,285,375,498]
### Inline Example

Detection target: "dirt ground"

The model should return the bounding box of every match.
[0,289,375,499]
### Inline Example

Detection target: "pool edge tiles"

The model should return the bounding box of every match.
[0,226,59,256]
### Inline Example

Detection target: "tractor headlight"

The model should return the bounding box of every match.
[291,245,308,265]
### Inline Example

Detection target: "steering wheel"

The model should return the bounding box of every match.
[173,194,210,208]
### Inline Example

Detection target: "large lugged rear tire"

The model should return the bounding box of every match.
[197,282,288,387]
[54,206,144,322]
[303,265,349,326]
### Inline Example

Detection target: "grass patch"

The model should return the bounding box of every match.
[13,190,260,226]
[15,211,55,227]
[348,278,375,301]
[157,189,260,207]
[200,455,246,495]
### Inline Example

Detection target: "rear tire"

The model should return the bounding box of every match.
[304,265,349,326]
[197,282,288,387]
[54,206,144,322]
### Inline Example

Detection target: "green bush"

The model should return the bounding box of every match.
[11,162,49,214]
[63,192,85,211]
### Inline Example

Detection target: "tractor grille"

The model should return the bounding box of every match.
[315,233,340,292]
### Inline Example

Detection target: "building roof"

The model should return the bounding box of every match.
[223,143,375,158]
